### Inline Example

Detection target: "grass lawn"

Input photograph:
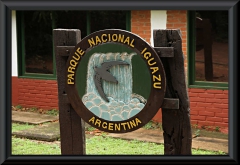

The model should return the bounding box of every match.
[12,123,35,132]
[12,123,226,155]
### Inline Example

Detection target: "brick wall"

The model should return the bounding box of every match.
[12,77,19,105]
[152,10,229,132]
[12,10,229,132]
[12,78,59,109]
[153,88,229,130]
[189,88,228,129]
[12,11,152,110]
[152,10,188,123]
[166,10,187,71]
[131,10,151,43]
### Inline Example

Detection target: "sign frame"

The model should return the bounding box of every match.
[65,29,166,133]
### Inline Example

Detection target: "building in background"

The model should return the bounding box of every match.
[11,10,228,132]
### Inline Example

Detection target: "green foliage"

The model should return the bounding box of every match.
[29,107,37,112]
[143,121,154,130]
[192,148,225,155]
[15,105,22,109]
[142,120,162,130]
[85,126,96,131]
[194,129,201,137]
[215,126,220,132]
[12,137,61,155]
[46,109,59,116]
[12,123,35,132]
[86,136,164,155]
[11,123,227,155]
[11,135,226,155]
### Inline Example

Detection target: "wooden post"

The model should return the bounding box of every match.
[203,19,213,81]
[196,17,213,81]
[53,29,86,155]
[153,29,192,155]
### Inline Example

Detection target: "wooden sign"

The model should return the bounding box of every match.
[65,29,166,133]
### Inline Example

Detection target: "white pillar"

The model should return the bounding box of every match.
[12,10,18,77]
[150,10,167,46]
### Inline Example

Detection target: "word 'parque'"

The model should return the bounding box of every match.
[67,33,161,89]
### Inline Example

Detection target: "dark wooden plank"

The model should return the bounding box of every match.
[56,46,75,56]
[196,18,213,81]
[202,19,213,81]
[196,17,204,28]
[196,17,204,51]
[162,98,179,109]
[62,94,69,104]
[153,29,192,155]
[53,29,85,155]
[154,47,174,57]
[70,106,86,154]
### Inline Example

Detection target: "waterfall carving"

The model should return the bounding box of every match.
[82,52,146,121]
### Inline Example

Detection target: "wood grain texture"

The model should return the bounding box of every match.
[196,18,213,81]
[53,29,86,155]
[162,98,179,109]
[153,29,192,155]
[154,47,174,57]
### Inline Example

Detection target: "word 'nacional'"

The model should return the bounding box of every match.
[66,29,166,133]
[67,32,161,90]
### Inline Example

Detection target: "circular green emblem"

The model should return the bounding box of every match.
[66,29,166,133]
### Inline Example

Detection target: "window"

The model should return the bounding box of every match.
[17,11,55,79]
[188,11,228,89]
[17,11,131,79]
[89,11,129,33]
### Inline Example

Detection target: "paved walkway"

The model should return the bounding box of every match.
[12,111,228,154]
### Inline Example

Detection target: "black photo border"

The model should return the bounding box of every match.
[0,0,238,164]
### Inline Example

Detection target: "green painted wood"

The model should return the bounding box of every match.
[187,11,196,86]
[16,11,26,76]
[76,43,151,100]
[66,29,166,133]
[189,82,228,89]
[126,11,131,31]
